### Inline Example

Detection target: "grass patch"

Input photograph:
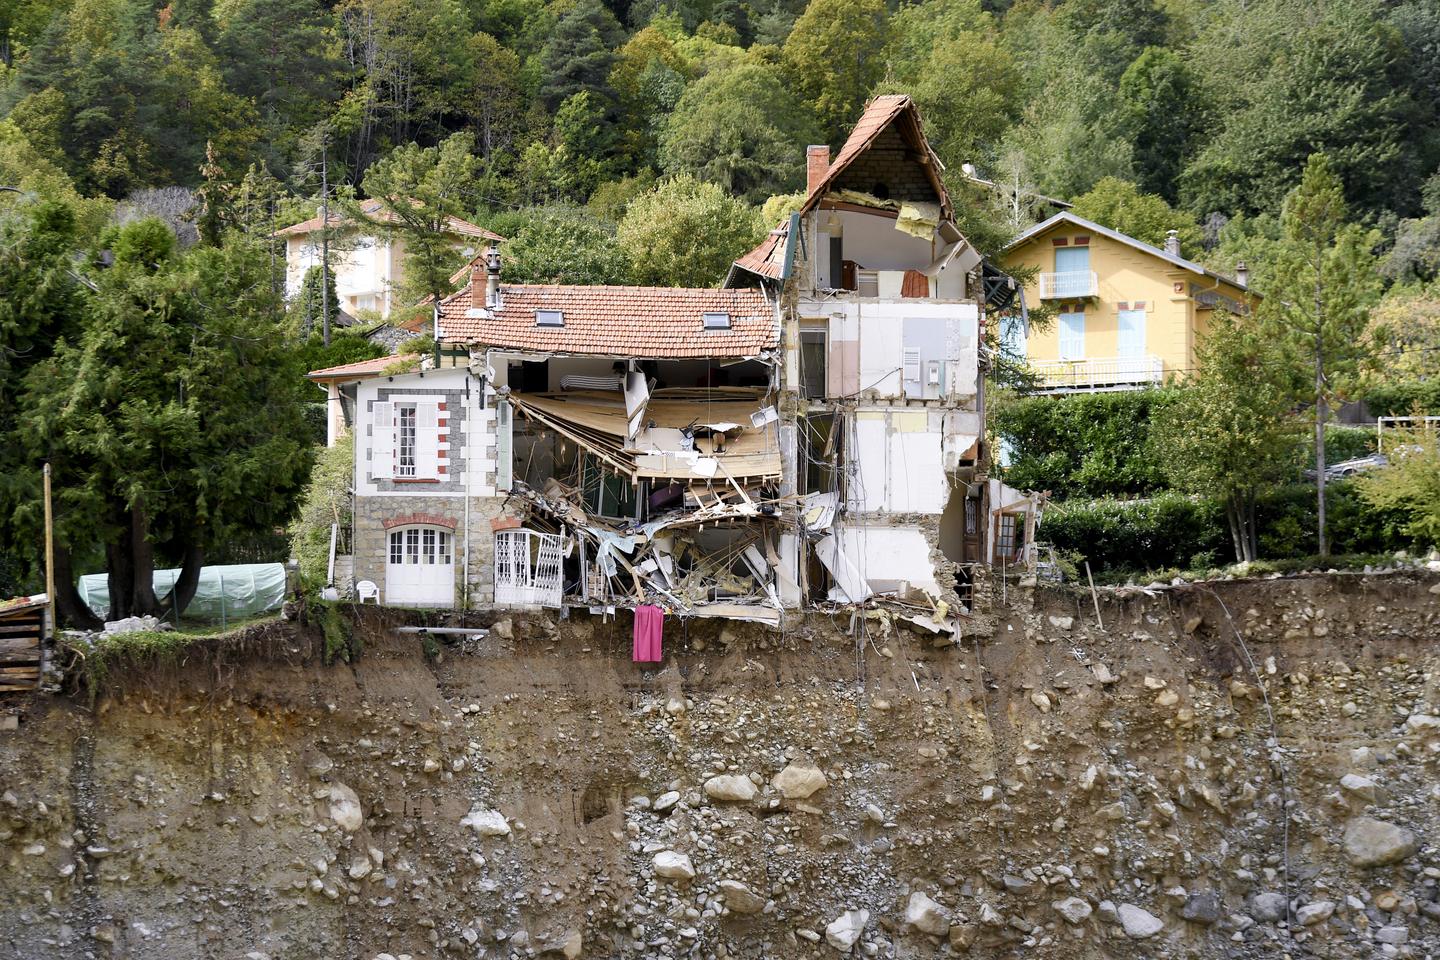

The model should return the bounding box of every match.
[1090,551,1411,586]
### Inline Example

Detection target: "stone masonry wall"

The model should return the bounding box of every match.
[354,493,514,607]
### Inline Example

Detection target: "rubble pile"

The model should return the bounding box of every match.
[1,570,1439,958]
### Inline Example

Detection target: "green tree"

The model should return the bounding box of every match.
[295,263,340,337]
[894,33,1020,172]
[658,61,818,203]
[18,219,312,624]
[490,207,632,284]
[1356,430,1440,547]
[1069,177,1203,252]
[539,0,625,112]
[1182,0,1417,219]
[359,132,482,323]
[617,175,762,286]
[0,199,95,620]
[1151,314,1304,562]
[290,438,356,589]
[1117,47,1202,204]
[781,0,889,139]
[1260,154,1384,556]
[216,0,339,160]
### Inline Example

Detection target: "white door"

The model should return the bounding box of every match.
[385,526,455,606]
[1058,312,1086,360]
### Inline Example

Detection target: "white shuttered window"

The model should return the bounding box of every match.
[415,402,440,479]
[371,401,394,478]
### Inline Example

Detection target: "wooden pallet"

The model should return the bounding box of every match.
[0,605,45,693]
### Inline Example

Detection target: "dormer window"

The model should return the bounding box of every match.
[702,312,731,330]
[535,309,564,327]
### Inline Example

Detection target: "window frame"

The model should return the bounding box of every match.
[702,311,731,330]
[395,403,418,477]
[535,309,564,327]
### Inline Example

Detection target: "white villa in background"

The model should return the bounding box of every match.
[276,199,504,320]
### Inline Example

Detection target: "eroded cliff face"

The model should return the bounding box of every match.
[3,572,1440,960]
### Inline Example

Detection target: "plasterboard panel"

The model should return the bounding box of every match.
[832,525,940,596]
[851,415,889,512]
[888,429,945,513]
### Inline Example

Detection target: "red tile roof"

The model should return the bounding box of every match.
[438,282,777,358]
[731,95,954,283]
[307,354,420,380]
[276,198,505,242]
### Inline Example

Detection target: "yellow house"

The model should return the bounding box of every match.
[1000,212,1256,392]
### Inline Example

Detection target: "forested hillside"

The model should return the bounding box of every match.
[3,0,1439,269]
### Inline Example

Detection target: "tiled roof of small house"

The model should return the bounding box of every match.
[276,198,505,242]
[306,354,420,380]
[437,282,777,359]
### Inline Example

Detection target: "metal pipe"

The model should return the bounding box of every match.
[392,626,491,636]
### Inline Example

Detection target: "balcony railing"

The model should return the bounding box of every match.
[1038,270,1098,299]
[1030,355,1165,391]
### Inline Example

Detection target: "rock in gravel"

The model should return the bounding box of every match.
[773,765,828,800]
[1249,892,1289,923]
[328,782,363,832]
[460,806,510,837]
[905,892,949,936]
[1375,925,1410,945]
[825,909,868,951]
[1118,904,1164,939]
[1296,901,1335,925]
[653,851,695,880]
[540,929,583,958]
[719,879,765,914]
[1180,892,1222,925]
[652,791,680,813]
[1053,897,1092,924]
[1339,774,1379,803]
[1343,817,1417,867]
[704,775,757,803]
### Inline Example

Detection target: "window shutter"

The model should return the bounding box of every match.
[496,400,513,492]
[371,402,394,479]
[416,402,440,479]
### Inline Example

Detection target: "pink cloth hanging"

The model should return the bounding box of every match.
[632,605,663,663]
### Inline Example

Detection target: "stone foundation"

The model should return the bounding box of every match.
[354,494,516,608]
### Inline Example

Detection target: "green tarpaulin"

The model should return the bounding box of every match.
[77,563,287,623]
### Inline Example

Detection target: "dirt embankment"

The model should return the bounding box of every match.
[3,571,1440,959]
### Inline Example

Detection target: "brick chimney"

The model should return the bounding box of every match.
[806,145,830,195]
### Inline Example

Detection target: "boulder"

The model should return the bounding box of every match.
[652,791,680,813]
[1180,892,1222,925]
[653,851,695,880]
[461,806,511,837]
[1117,904,1164,939]
[1340,774,1379,803]
[1296,901,1335,926]
[327,782,363,832]
[719,879,766,914]
[1343,817,1417,867]
[905,892,949,936]
[540,930,583,958]
[704,775,757,803]
[1249,892,1288,923]
[1052,897,1092,925]
[773,765,828,800]
[825,909,868,951]
[1405,713,1440,732]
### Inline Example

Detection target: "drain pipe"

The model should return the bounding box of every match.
[463,372,473,610]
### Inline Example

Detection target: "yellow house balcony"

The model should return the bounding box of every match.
[1030,355,1164,392]
[1038,270,1098,299]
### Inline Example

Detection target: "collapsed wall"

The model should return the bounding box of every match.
[2,571,1440,959]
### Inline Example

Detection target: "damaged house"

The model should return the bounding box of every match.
[333,95,1037,633]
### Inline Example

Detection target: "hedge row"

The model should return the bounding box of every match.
[1041,481,1410,575]
[994,390,1380,500]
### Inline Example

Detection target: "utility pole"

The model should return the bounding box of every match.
[321,135,332,347]
[43,464,55,633]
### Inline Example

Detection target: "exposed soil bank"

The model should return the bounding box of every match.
[3,571,1440,959]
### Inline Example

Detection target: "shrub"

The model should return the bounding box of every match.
[1365,380,1440,417]
[1039,493,1226,573]
[290,442,355,592]
[992,388,1179,499]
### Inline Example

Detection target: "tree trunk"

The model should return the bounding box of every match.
[1246,489,1260,562]
[130,500,160,616]
[158,542,205,616]
[105,519,134,621]
[1225,497,1245,563]
[52,544,102,630]
[1315,343,1328,558]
